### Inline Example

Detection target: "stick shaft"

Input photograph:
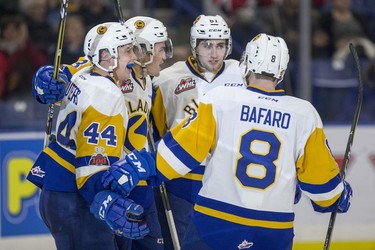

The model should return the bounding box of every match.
[147,126,181,250]
[114,0,125,23]
[44,0,69,148]
[323,43,363,250]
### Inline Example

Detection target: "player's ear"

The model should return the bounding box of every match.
[99,49,111,61]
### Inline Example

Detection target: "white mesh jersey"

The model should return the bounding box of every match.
[155,85,343,238]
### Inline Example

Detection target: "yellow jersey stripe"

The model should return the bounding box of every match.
[194,204,293,229]
[44,147,75,174]
[181,172,203,181]
[157,154,183,180]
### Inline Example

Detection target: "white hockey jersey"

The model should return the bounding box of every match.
[154,85,343,249]
[122,69,153,152]
[65,59,153,200]
[151,56,246,202]
[36,71,128,203]
[64,57,152,152]
[152,56,246,136]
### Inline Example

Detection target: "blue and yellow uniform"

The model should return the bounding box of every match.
[28,57,163,249]
[151,56,245,241]
[152,85,345,249]
[28,64,129,249]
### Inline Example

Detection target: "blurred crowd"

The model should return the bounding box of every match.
[1,0,375,124]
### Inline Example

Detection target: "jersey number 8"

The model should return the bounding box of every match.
[235,129,281,190]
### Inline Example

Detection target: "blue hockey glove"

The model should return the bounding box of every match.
[337,180,352,213]
[90,190,149,239]
[32,65,68,104]
[294,183,302,204]
[102,150,156,196]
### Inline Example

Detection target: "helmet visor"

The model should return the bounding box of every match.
[164,38,173,59]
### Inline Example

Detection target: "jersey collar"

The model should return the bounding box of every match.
[247,84,286,96]
[185,56,225,83]
[131,68,147,90]
[91,69,117,85]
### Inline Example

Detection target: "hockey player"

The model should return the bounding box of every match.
[150,14,246,244]
[29,17,173,250]
[120,16,173,250]
[27,22,150,249]
[102,33,353,249]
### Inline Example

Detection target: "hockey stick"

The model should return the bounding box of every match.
[147,126,181,250]
[43,0,69,148]
[113,0,125,23]
[323,43,363,250]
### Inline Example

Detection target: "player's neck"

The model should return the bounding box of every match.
[253,80,276,91]
[248,73,276,91]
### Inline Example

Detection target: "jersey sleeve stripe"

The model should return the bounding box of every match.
[157,139,192,177]
[299,173,342,194]
[312,192,341,207]
[76,165,108,188]
[163,131,201,169]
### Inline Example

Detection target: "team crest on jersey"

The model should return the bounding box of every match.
[120,79,134,94]
[89,147,109,166]
[237,240,253,249]
[175,78,196,94]
[30,166,45,178]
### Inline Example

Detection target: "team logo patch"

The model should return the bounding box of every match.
[120,79,134,94]
[237,240,253,249]
[134,20,145,29]
[175,78,196,94]
[30,166,45,178]
[89,147,109,166]
[97,25,107,35]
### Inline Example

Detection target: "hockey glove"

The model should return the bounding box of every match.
[90,190,149,239]
[337,180,352,213]
[102,150,156,196]
[32,65,68,104]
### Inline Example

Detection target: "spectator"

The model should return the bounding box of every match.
[47,14,86,64]
[46,0,81,33]
[18,0,55,56]
[315,0,375,63]
[261,0,321,60]
[202,0,260,58]
[76,0,117,30]
[0,14,47,99]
